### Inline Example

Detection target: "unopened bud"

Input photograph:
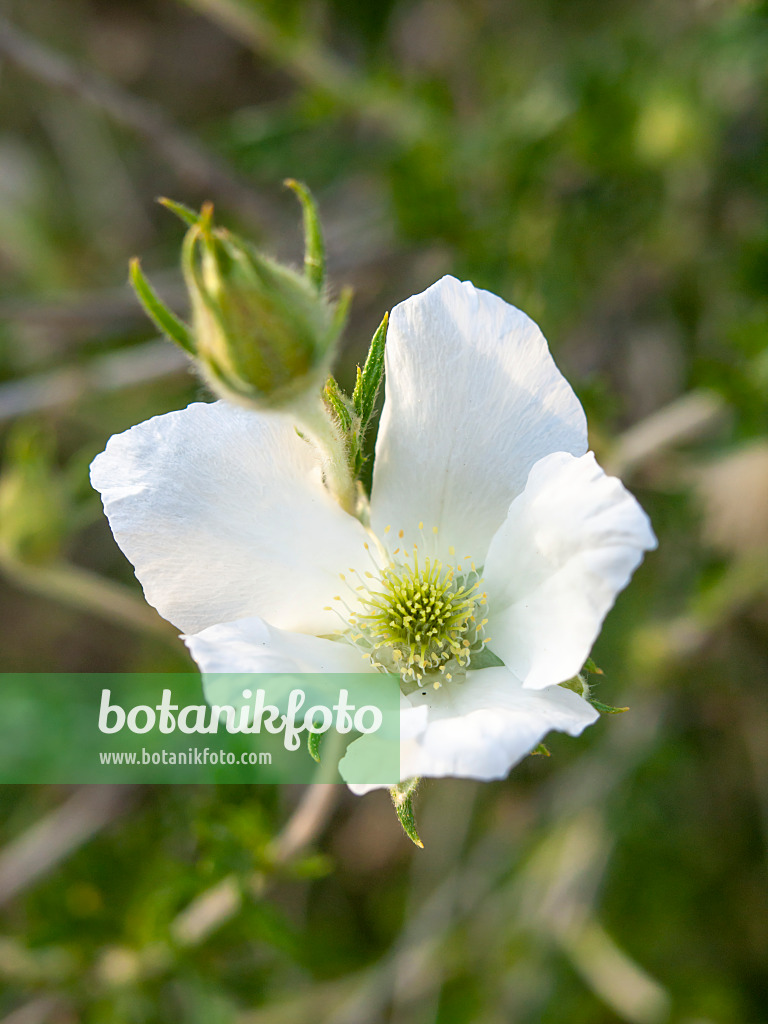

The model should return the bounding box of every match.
[130,186,349,410]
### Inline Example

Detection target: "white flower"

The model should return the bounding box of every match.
[91,276,656,791]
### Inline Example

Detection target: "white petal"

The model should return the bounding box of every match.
[483,451,657,689]
[344,667,598,790]
[184,616,369,674]
[342,693,428,795]
[189,618,416,792]
[90,401,371,635]
[370,276,587,563]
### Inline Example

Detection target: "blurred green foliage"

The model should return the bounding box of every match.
[0,0,767,1021]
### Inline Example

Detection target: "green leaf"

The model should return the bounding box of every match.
[390,778,423,848]
[530,742,551,757]
[590,699,630,715]
[129,258,195,354]
[284,179,325,292]
[308,731,322,763]
[157,196,202,227]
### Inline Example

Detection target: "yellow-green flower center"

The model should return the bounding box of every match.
[346,547,489,686]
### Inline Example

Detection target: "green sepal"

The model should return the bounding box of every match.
[390,777,423,848]
[560,673,588,697]
[590,699,629,715]
[353,312,388,428]
[331,285,353,337]
[157,196,202,227]
[129,258,195,354]
[469,646,505,670]
[285,179,326,292]
[323,376,354,435]
[307,731,323,763]
[351,312,388,475]
[530,742,551,757]
[583,657,604,675]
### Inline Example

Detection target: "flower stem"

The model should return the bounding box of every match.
[294,398,358,515]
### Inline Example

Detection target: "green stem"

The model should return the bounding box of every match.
[294,399,358,516]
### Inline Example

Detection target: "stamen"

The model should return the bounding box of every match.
[342,543,490,684]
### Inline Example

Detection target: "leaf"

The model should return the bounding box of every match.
[284,178,325,292]
[530,742,551,756]
[129,258,195,354]
[390,778,423,848]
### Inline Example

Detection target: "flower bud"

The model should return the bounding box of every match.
[130,187,349,410]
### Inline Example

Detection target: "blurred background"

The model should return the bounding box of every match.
[0,0,767,1020]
